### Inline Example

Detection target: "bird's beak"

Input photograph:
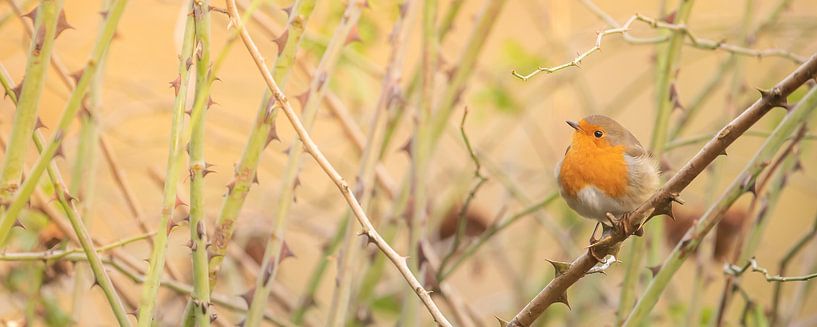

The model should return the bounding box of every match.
[566,120,581,131]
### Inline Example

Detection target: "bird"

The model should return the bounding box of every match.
[555,115,660,248]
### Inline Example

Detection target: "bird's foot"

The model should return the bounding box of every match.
[605,212,642,237]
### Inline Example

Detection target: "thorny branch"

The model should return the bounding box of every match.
[512,12,806,81]
[725,257,817,282]
[505,53,817,327]
[437,107,488,282]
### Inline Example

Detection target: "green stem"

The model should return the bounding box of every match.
[618,1,695,321]
[0,0,63,245]
[69,2,108,314]
[648,0,694,155]
[38,132,130,325]
[0,0,129,247]
[187,1,213,326]
[242,1,318,326]
[209,0,331,285]
[379,0,480,158]
[622,85,817,327]
[136,8,195,327]
[402,0,436,325]
[770,211,817,325]
[429,0,507,142]
[290,215,349,324]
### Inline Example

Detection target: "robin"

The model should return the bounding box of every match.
[555,115,660,252]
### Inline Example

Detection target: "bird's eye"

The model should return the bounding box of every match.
[594,130,603,138]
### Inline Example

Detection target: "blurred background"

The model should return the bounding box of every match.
[1,0,816,326]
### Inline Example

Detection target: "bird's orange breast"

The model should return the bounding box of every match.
[559,136,629,198]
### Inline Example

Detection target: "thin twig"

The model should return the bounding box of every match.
[437,107,488,282]
[726,257,817,282]
[223,0,453,325]
[771,211,817,324]
[512,13,806,81]
[0,232,154,261]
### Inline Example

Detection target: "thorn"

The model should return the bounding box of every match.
[196,221,206,240]
[273,29,289,55]
[296,91,310,107]
[210,312,217,323]
[55,10,73,38]
[12,219,25,229]
[90,278,101,289]
[669,193,685,205]
[292,176,301,193]
[252,173,259,185]
[555,292,571,309]
[281,6,293,16]
[54,143,65,159]
[651,198,674,220]
[70,69,84,84]
[175,196,188,208]
[400,138,413,157]
[240,287,255,306]
[669,83,684,111]
[345,26,361,45]
[185,57,193,71]
[184,108,192,116]
[793,159,804,172]
[169,74,181,95]
[207,96,217,108]
[545,258,572,277]
[358,231,376,245]
[63,190,77,203]
[647,265,662,277]
[262,257,274,284]
[182,215,191,222]
[22,7,38,22]
[264,126,280,149]
[225,179,236,194]
[11,81,23,101]
[34,117,47,130]
[720,149,728,156]
[279,240,296,262]
[741,175,757,195]
[99,10,109,18]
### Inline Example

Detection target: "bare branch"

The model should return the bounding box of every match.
[726,257,817,282]
[512,12,806,81]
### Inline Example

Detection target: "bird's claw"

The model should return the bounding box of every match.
[605,212,637,236]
